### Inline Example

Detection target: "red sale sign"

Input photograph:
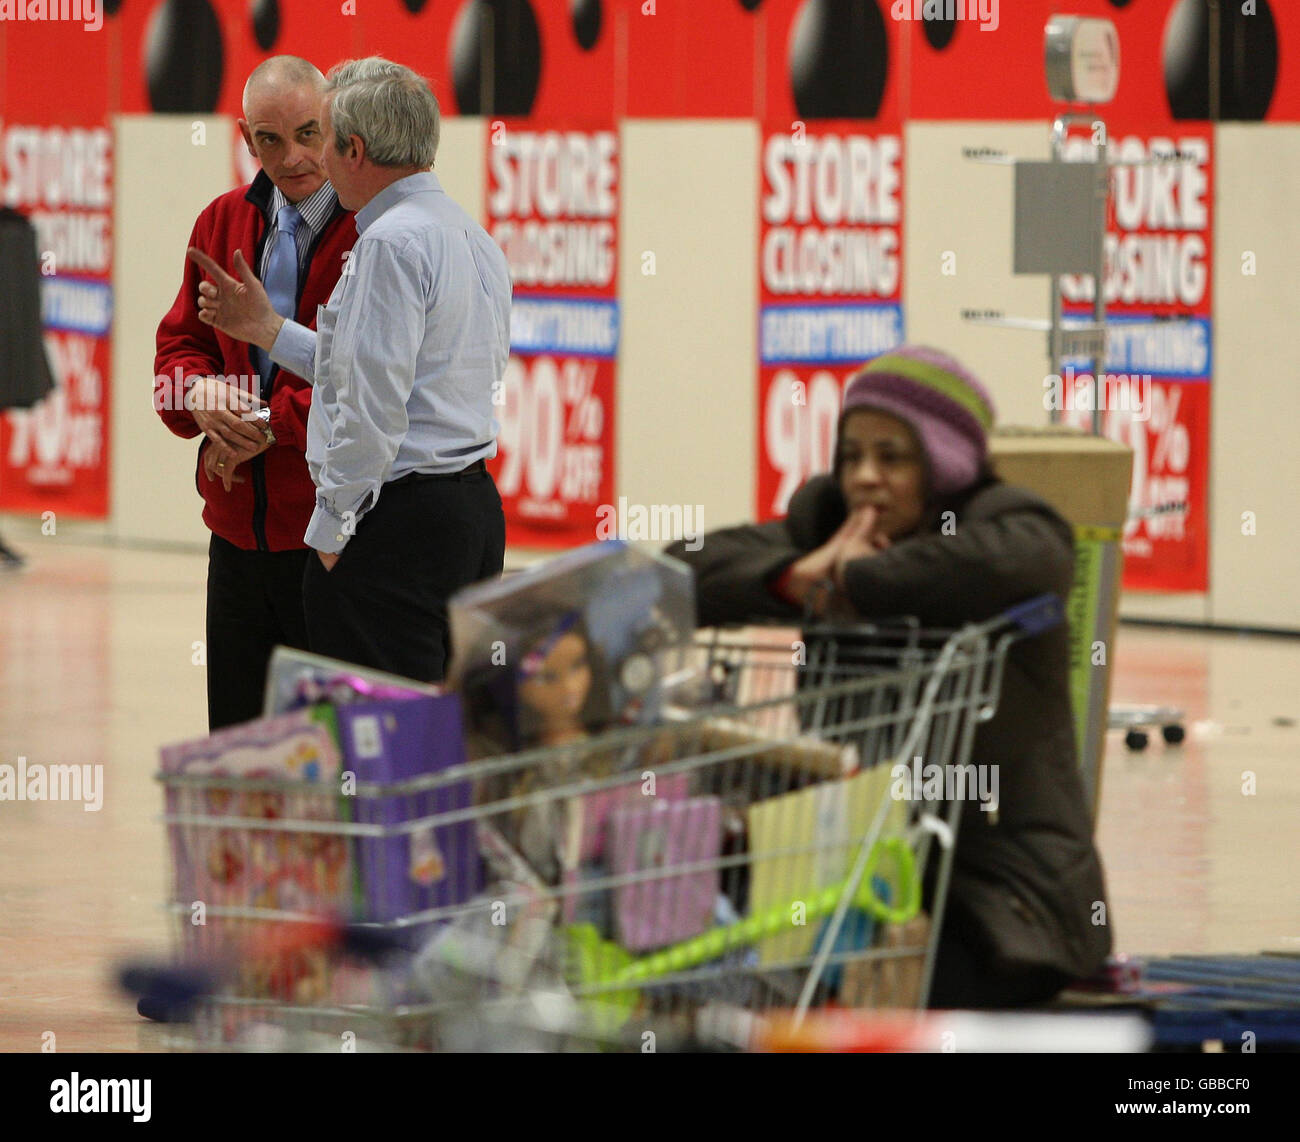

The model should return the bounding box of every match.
[1059,121,1213,592]
[756,122,904,521]
[493,353,612,529]
[0,122,113,519]
[485,123,619,549]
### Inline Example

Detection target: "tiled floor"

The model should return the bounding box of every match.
[1,537,1297,1051]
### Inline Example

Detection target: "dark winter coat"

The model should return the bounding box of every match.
[666,473,1111,981]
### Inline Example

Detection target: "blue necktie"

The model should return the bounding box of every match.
[252,204,302,391]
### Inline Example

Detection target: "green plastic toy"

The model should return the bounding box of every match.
[565,835,920,1024]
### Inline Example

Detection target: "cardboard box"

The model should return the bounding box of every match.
[335,694,483,924]
[990,427,1134,820]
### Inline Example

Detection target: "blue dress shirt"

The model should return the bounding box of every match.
[269,171,512,553]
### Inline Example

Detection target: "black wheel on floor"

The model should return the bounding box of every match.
[1125,729,1149,751]
[1162,724,1186,745]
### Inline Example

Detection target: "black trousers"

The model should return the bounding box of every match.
[301,468,506,683]
[206,534,311,731]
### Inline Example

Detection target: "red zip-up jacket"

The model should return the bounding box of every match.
[154,170,356,552]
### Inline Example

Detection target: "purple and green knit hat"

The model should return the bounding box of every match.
[841,345,997,497]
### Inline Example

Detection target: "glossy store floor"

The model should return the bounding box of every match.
[1,537,1298,1052]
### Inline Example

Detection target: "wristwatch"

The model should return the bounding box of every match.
[254,406,276,447]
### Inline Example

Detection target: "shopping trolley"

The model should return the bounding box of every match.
[148,594,1063,1051]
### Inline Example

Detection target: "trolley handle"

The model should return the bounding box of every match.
[997,593,1065,638]
[798,593,1063,642]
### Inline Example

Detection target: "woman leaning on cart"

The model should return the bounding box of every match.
[666,345,1111,1009]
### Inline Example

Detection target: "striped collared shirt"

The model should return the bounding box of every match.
[258,180,338,280]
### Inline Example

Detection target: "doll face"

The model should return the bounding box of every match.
[518,631,592,741]
[837,409,927,540]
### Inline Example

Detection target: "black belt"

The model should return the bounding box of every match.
[389,459,487,486]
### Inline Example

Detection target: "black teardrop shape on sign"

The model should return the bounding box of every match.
[1108,1,1134,8]
[104,0,125,14]
[789,0,888,120]
[402,0,429,12]
[739,0,763,10]
[572,0,601,51]
[451,0,542,116]
[145,0,225,114]
[1163,0,1277,121]
[251,0,279,51]
[1224,0,1277,120]
[1163,0,1210,117]
[922,13,956,51]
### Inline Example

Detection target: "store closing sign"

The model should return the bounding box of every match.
[0,122,113,518]
[1059,123,1213,593]
[757,124,904,521]
[486,125,618,549]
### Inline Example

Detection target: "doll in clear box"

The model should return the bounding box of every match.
[504,613,614,882]
[464,612,676,912]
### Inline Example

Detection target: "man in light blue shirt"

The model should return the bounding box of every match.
[190,57,511,680]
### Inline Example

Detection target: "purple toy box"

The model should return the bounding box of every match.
[335,695,483,925]
[608,795,722,952]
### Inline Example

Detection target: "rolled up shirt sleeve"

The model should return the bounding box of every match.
[303,237,425,554]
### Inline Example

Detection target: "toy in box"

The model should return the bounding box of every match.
[334,694,484,926]
[262,651,484,932]
[262,645,440,717]
[608,795,722,952]
[159,707,350,1003]
[559,771,691,930]
[447,540,695,758]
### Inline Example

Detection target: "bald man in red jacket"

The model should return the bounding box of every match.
[154,56,356,729]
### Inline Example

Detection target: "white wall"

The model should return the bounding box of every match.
[903,122,1054,429]
[110,115,234,550]
[431,117,485,228]
[617,121,759,535]
[1208,125,1300,629]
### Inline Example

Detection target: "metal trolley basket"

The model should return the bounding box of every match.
[154,595,1062,1051]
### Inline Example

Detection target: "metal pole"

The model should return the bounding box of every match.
[1048,118,1066,426]
[1048,111,1110,438]
[1091,117,1108,436]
